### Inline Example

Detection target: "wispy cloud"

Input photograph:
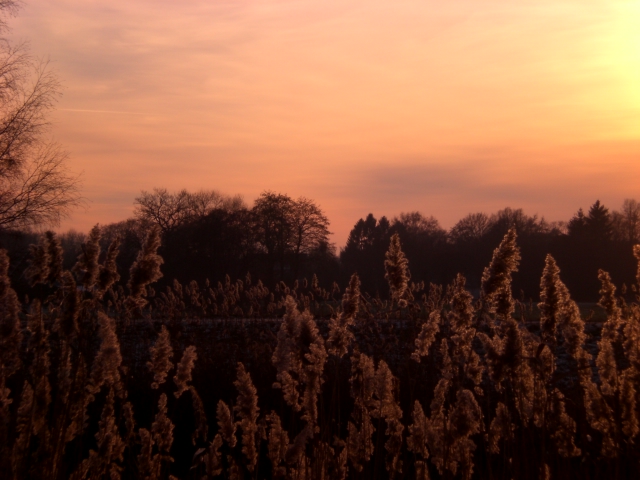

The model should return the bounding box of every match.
[60,108,151,115]
[8,0,640,243]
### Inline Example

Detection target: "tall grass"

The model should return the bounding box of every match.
[0,226,638,479]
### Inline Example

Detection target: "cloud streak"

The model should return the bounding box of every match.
[7,0,640,244]
[60,108,150,115]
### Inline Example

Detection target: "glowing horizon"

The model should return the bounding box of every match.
[9,0,640,245]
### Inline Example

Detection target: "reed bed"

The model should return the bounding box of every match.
[0,227,639,479]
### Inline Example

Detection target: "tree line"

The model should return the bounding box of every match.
[0,0,637,305]
[1,188,638,302]
[2,216,640,479]
[342,199,640,302]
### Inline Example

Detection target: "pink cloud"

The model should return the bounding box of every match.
[7,0,639,244]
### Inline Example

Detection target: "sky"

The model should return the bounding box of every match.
[8,0,640,246]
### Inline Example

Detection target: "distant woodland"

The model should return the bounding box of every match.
[1,188,638,303]
[1,198,640,479]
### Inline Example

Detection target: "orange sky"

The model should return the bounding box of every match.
[10,0,640,245]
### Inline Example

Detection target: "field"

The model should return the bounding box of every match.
[1,227,639,479]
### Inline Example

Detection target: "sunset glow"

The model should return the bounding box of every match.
[10,0,640,243]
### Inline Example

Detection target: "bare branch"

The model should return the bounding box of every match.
[0,3,80,229]
[0,58,61,178]
[0,141,82,229]
[134,188,245,233]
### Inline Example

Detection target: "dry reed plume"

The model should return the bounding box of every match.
[0,228,638,479]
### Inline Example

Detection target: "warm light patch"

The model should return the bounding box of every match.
[618,2,640,133]
[7,0,640,244]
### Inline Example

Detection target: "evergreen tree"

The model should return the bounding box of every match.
[567,208,587,238]
[585,200,612,243]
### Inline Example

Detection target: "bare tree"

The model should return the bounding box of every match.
[134,188,192,233]
[290,197,331,257]
[449,212,491,244]
[134,187,245,233]
[252,191,331,281]
[251,191,294,280]
[0,3,81,229]
[611,198,640,243]
[0,142,79,228]
[394,211,445,240]
[188,189,245,216]
[289,196,330,277]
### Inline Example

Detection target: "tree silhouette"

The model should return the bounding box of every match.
[567,208,587,238]
[134,188,244,234]
[585,200,612,243]
[611,199,640,244]
[289,197,330,278]
[251,191,330,283]
[252,192,294,282]
[0,3,81,229]
[449,213,491,244]
[341,214,391,294]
